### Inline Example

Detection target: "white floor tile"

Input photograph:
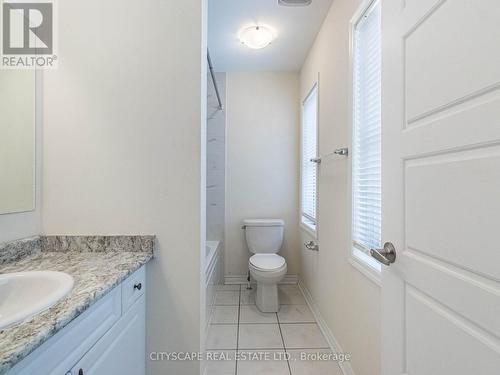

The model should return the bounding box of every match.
[240,289,256,305]
[240,305,277,324]
[206,351,236,375]
[206,324,238,350]
[212,306,239,324]
[237,350,290,375]
[288,350,343,375]
[238,324,284,349]
[278,305,315,323]
[280,324,329,349]
[215,291,240,306]
[278,286,306,305]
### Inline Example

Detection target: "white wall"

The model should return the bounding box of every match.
[299,1,381,375]
[41,0,207,374]
[225,72,300,279]
[206,72,226,241]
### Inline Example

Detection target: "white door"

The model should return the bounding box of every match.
[381,0,500,374]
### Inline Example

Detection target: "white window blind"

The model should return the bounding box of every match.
[352,0,382,256]
[301,85,318,230]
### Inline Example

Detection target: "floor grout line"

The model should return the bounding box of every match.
[283,347,332,350]
[208,284,330,374]
[235,284,241,375]
[236,348,289,352]
[206,346,331,351]
[276,311,293,375]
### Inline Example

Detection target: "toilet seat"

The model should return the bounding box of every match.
[249,254,286,271]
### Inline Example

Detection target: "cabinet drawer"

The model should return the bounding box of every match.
[121,266,146,312]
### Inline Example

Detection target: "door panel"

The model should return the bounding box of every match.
[405,0,500,123]
[406,287,500,375]
[405,146,500,280]
[382,0,500,374]
[401,251,500,339]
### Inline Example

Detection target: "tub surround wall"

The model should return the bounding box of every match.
[225,72,300,281]
[206,72,226,242]
[206,73,225,334]
[299,1,381,374]
[0,235,154,373]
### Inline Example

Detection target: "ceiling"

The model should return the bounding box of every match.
[208,0,334,72]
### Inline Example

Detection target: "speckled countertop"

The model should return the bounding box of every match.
[0,235,155,374]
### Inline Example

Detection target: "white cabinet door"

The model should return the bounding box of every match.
[381,0,500,374]
[70,296,145,375]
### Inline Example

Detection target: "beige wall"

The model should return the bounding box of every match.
[41,0,207,374]
[299,1,381,375]
[225,72,300,279]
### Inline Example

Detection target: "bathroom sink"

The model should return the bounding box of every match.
[0,271,74,329]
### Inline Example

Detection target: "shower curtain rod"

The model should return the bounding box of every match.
[207,50,223,111]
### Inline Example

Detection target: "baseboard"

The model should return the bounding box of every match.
[298,279,356,375]
[224,274,298,285]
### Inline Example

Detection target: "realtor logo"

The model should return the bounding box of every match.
[1,0,57,68]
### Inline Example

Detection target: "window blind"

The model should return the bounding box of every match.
[352,0,382,254]
[301,85,318,229]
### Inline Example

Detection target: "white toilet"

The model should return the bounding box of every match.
[244,219,287,313]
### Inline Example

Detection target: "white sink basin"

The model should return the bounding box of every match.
[0,271,74,329]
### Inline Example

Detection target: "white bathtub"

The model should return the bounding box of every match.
[205,240,222,330]
[206,240,219,260]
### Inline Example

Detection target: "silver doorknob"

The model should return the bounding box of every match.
[370,242,396,266]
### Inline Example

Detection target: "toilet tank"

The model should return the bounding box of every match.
[243,219,284,254]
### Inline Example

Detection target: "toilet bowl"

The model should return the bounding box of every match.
[243,219,286,312]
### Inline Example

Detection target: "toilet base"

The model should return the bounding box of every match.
[255,283,279,313]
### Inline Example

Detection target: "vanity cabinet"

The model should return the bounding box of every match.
[8,266,146,375]
[69,295,144,375]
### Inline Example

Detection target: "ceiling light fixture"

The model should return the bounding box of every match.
[239,26,274,50]
[278,0,312,6]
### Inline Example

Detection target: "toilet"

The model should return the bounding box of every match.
[244,219,287,313]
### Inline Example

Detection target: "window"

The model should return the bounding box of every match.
[351,0,382,270]
[301,84,318,234]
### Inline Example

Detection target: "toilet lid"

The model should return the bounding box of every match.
[249,254,286,270]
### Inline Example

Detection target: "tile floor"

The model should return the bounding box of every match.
[206,284,343,375]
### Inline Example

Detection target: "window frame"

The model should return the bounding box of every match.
[300,82,319,238]
[348,0,382,285]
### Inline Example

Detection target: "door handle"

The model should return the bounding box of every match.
[370,242,396,266]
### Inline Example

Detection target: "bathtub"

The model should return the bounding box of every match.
[205,240,222,330]
[206,240,220,263]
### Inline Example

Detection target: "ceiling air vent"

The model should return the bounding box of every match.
[278,0,312,6]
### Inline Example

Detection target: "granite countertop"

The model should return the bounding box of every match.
[0,235,155,374]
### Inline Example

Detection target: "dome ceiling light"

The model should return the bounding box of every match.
[239,26,274,50]
[278,0,312,6]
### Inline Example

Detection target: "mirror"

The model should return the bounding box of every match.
[0,70,36,214]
